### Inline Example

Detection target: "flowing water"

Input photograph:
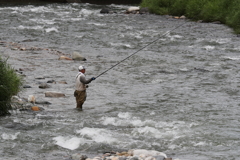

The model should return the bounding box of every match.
[0,3,240,160]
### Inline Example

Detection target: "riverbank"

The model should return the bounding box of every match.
[0,0,141,5]
[140,0,240,34]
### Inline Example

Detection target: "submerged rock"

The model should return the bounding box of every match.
[35,100,52,105]
[72,51,87,61]
[39,82,51,89]
[72,153,88,160]
[45,91,65,97]
[47,79,56,83]
[100,8,110,14]
[23,85,32,88]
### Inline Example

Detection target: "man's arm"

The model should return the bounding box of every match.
[80,75,92,84]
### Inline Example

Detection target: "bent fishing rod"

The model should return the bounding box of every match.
[95,20,189,79]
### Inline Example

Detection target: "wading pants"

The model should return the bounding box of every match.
[74,90,86,109]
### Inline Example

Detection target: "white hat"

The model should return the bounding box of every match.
[78,65,85,70]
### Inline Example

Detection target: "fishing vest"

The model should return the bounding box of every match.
[75,72,86,91]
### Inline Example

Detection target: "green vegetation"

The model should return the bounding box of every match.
[0,56,23,116]
[140,0,240,34]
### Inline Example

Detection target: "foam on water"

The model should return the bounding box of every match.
[167,34,183,41]
[87,22,107,26]
[53,136,84,150]
[79,9,95,17]
[118,112,132,119]
[76,127,118,144]
[101,115,155,127]
[202,45,215,50]
[29,18,56,25]
[1,132,20,140]
[222,56,240,60]
[17,25,44,31]
[45,27,59,33]
[109,42,132,48]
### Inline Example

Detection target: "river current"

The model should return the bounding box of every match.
[0,3,240,160]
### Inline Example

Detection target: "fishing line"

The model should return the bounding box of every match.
[95,19,189,79]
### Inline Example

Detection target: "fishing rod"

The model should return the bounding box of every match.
[95,19,189,79]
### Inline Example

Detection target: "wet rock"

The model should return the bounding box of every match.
[35,101,51,105]
[129,157,138,160]
[72,149,172,160]
[47,80,56,83]
[11,96,24,104]
[100,8,110,14]
[129,149,167,158]
[23,85,32,88]
[180,15,186,19]
[45,91,65,97]
[39,82,51,89]
[35,76,45,79]
[91,157,102,160]
[127,7,140,12]
[71,153,88,160]
[116,152,129,156]
[28,95,36,103]
[118,157,127,160]
[59,55,73,60]
[139,8,149,14]
[58,81,67,84]
[28,105,44,111]
[154,155,166,160]
[72,51,87,61]
[126,7,139,14]
[31,106,40,111]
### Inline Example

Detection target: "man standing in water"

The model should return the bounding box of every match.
[74,65,95,110]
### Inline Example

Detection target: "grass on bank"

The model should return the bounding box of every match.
[140,0,240,34]
[0,56,23,116]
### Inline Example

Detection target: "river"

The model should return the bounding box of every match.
[0,3,240,160]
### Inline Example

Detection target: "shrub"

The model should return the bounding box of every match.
[0,56,23,116]
[169,0,190,16]
[226,0,240,33]
[185,0,208,20]
[200,0,232,23]
[140,0,174,15]
[140,0,240,33]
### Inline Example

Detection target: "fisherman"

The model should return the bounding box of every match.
[74,65,95,110]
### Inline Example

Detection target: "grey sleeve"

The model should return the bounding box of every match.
[80,75,92,84]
